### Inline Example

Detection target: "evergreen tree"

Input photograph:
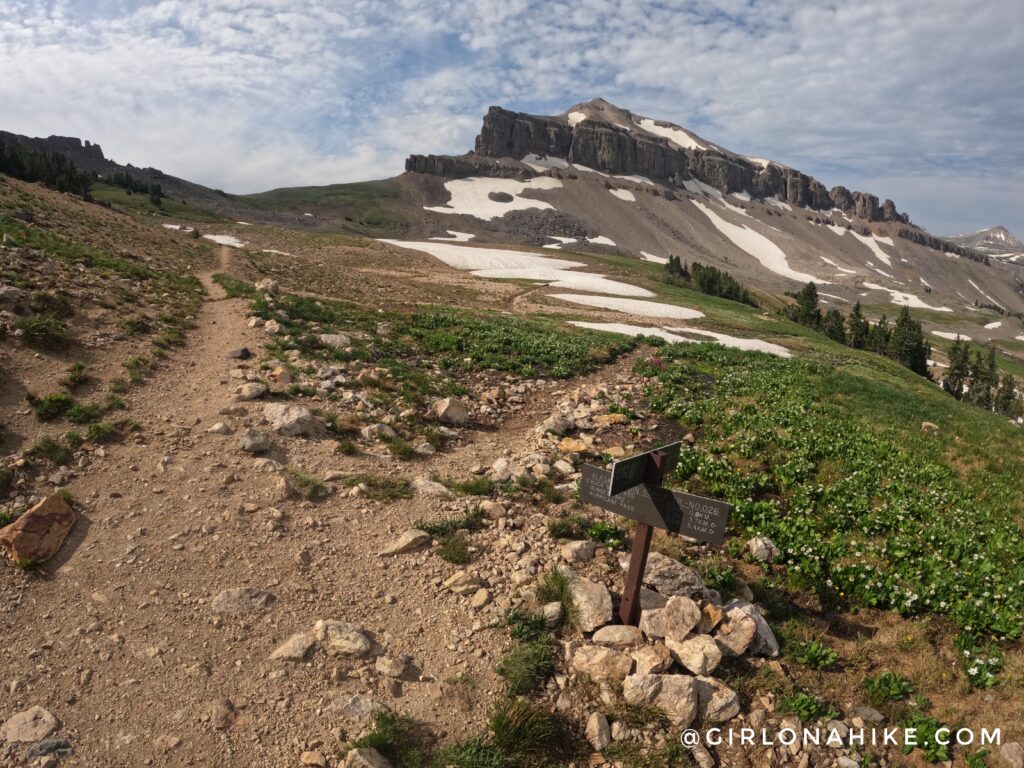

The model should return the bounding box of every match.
[791,282,822,328]
[822,308,847,344]
[968,349,993,409]
[995,373,1019,417]
[866,314,891,355]
[886,306,930,377]
[943,337,970,400]
[846,301,869,349]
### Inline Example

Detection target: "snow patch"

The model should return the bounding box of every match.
[967,279,1001,307]
[637,118,707,150]
[984,320,1002,329]
[378,240,650,297]
[820,256,857,275]
[765,196,792,212]
[570,321,791,358]
[640,251,669,265]
[424,176,562,221]
[819,292,849,302]
[613,174,654,185]
[570,164,609,177]
[850,231,894,267]
[609,189,636,202]
[932,330,971,341]
[429,230,476,242]
[521,154,569,172]
[236,221,253,226]
[731,191,752,202]
[587,235,616,246]
[262,249,292,256]
[203,234,246,248]
[567,111,587,127]
[861,282,952,312]
[548,293,704,320]
[692,201,827,284]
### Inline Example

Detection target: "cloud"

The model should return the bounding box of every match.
[0,0,1021,235]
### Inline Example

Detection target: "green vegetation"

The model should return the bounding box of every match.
[59,361,89,389]
[944,337,1021,417]
[445,476,496,496]
[13,313,70,349]
[547,514,628,549]
[437,533,472,565]
[349,710,427,767]
[30,436,72,465]
[288,471,331,501]
[496,640,555,695]
[791,638,839,670]
[503,610,550,643]
[402,309,635,379]
[535,567,577,627]
[29,392,75,420]
[778,691,838,722]
[339,474,413,501]
[641,345,1024,643]
[415,508,485,539]
[864,671,915,706]
[435,699,572,768]
[604,740,694,768]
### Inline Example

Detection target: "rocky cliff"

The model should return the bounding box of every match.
[407,101,910,224]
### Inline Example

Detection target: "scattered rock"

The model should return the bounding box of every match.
[333,693,386,723]
[315,620,373,657]
[539,414,574,436]
[254,278,278,293]
[469,588,492,609]
[660,596,702,642]
[722,599,780,657]
[226,347,251,360]
[375,656,407,678]
[634,552,704,596]
[0,705,59,743]
[444,571,482,596]
[745,535,781,563]
[0,493,75,564]
[25,739,73,760]
[1000,742,1024,768]
[319,333,351,349]
[300,751,328,767]
[378,529,431,556]
[269,632,317,661]
[655,674,699,727]
[560,540,597,563]
[208,699,237,730]
[210,587,274,615]
[541,602,563,628]
[631,643,673,675]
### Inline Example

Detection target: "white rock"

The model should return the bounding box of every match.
[585,711,611,751]
[378,529,431,556]
[696,676,740,722]
[560,540,597,563]
[238,429,271,453]
[592,624,644,649]
[568,573,613,632]
[319,333,351,349]
[746,535,781,563]
[345,747,393,768]
[210,587,273,614]
[263,403,323,436]
[0,705,59,743]
[570,644,633,682]
[429,397,470,425]
[667,634,722,675]
[722,599,779,657]
[411,476,451,498]
[269,633,316,661]
[444,571,482,596]
[234,382,268,401]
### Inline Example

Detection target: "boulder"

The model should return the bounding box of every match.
[411,476,451,498]
[254,278,279,293]
[319,333,351,349]
[444,570,482,596]
[0,705,59,743]
[345,747,393,768]
[0,493,75,564]
[560,540,597,563]
[661,596,702,642]
[429,397,470,425]
[238,429,271,453]
[713,612,758,657]
[314,620,374,657]
[263,403,323,437]
[621,551,704,596]
[571,645,633,682]
[631,643,673,675]
[234,382,268,400]
[378,529,431,556]
[722,599,779,657]
[655,675,699,727]
[538,414,574,436]
[210,587,274,615]
[568,573,613,632]
[585,712,611,751]
[667,634,722,675]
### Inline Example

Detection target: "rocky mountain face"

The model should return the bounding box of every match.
[0,131,111,174]
[407,99,910,224]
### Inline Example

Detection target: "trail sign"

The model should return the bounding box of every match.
[578,443,731,626]
[607,442,681,496]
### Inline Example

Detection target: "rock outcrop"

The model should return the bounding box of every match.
[407,100,911,223]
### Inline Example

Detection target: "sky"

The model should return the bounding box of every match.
[0,0,1021,237]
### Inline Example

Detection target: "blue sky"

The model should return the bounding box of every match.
[1,0,1021,237]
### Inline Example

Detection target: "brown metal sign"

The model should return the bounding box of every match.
[607,441,681,496]
[580,463,730,546]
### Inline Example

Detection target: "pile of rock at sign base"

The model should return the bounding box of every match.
[557,549,779,752]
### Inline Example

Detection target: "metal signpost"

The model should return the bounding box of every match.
[579,442,731,626]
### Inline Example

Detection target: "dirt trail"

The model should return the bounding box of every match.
[0,265,639,766]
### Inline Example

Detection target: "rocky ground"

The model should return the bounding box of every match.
[2,181,1022,768]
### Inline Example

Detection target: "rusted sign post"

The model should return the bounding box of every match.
[579,442,731,626]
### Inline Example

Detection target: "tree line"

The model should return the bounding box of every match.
[104,171,163,206]
[664,256,758,307]
[942,338,1020,417]
[0,137,94,197]
[788,282,931,376]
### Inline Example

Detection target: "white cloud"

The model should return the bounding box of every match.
[0,0,1020,236]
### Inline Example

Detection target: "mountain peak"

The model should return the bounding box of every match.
[948,225,1022,255]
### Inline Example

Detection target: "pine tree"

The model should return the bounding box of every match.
[822,308,847,344]
[995,373,1019,416]
[846,301,869,349]
[791,282,822,328]
[866,314,891,355]
[943,338,969,399]
[886,306,930,377]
